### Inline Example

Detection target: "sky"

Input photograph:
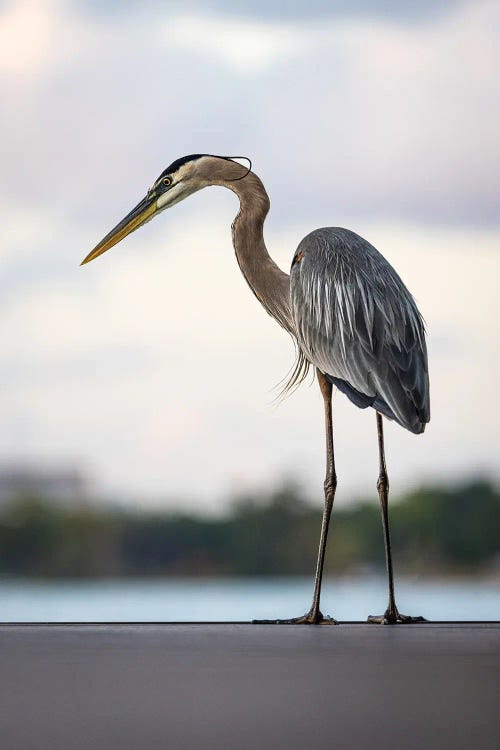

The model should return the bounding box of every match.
[0,0,499,511]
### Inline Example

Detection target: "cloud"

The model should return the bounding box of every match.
[0,0,498,226]
[163,16,303,73]
[0,0,55,76]
[0,0,499,508]
[78,0,458,25]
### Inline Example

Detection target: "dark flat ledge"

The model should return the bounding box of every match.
[0,624,498,750]
[2,619,498,626]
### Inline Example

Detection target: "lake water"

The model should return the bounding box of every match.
[1,577,498,621]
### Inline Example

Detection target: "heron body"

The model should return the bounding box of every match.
[83,154,430,624]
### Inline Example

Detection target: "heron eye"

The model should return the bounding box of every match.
[162,177,172,187]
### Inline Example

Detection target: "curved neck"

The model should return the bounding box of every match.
[225,172,293,333]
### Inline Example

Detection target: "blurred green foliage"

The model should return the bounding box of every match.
[0,479,498,578]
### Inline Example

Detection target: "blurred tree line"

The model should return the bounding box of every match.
[0,478,498,578]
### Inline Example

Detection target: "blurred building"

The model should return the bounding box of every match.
[0,465,87,507]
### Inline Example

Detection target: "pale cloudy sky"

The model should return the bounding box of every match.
[0,0,499,510]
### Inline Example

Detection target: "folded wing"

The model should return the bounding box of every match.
[290,227,430,434]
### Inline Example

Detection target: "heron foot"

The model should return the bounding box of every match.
[253,609,338,625]
[367,608,427,625]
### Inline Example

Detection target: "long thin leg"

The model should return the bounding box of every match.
[307,370,337,621]
[367,412,426,624]
[253,370,337,624]
[376,411,396,615]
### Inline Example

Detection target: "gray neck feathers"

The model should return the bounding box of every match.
[227,172,293,334]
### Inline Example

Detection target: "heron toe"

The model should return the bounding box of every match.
[253,610,338,625]
[367,609,427,624]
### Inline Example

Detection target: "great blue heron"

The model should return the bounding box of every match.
[82,154,430,624]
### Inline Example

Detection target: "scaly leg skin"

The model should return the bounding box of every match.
[367,413,427,625]
[253,371,338,627]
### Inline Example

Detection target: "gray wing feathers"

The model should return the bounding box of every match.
[290,228,430,434]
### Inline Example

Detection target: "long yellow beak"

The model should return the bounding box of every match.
[81,194,158,266]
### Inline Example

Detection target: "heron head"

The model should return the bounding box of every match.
[80,154,250,265]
